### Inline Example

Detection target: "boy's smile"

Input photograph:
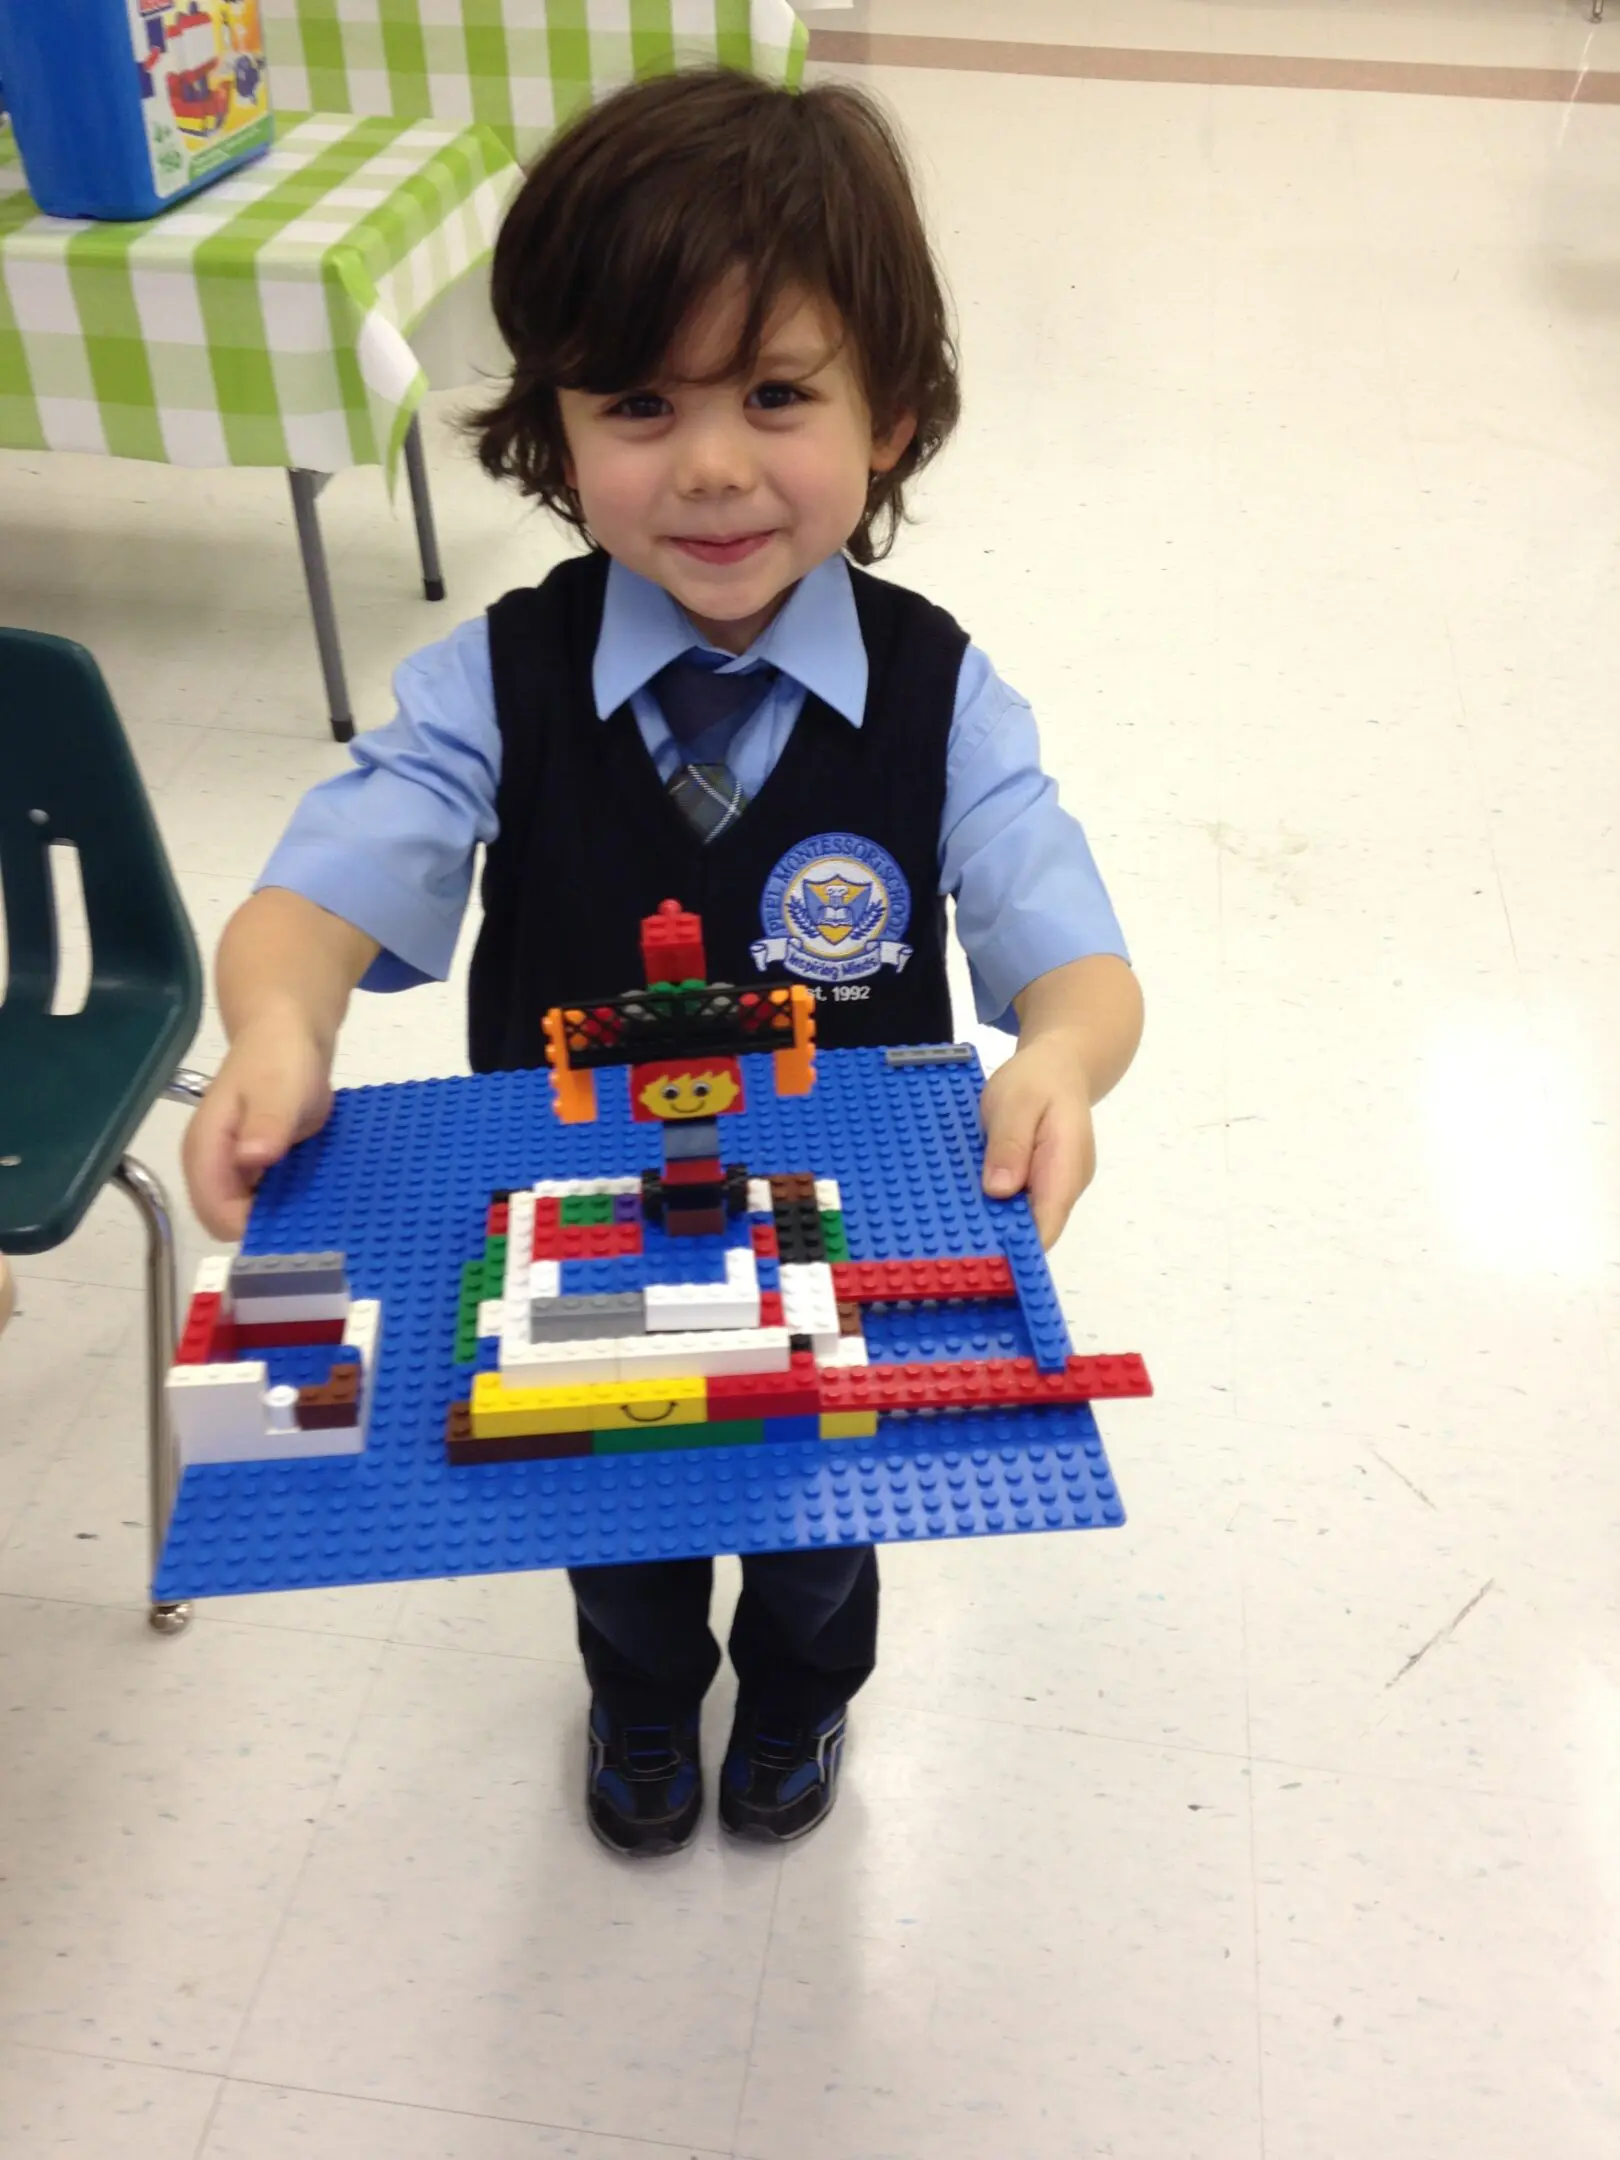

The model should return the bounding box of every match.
[559,279,915,654]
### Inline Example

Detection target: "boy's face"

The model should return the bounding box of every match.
[558,280,915,654]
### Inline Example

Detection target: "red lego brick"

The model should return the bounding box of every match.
[759,1290,785,1328]
[233,1318,347,1351]
[175,1291,224,1365]
[749,1219,780,1260]
[640,899,706,985]
[707,1357,823,1421]
[485,1202,509,1237]
[531,1223,644,1261]
[819,1353,1152,1415]
[663,1156,723,1187]
[830,1257,1017,1305]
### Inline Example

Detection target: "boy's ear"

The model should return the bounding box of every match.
[870,411,918,476]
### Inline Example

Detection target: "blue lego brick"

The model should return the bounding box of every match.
[762,1414,820,1445]
[155,1052,1119,1600]
[863,1299,1030,1365]
[260,1342,362,1390]
[994,1200,1073,1372]
[756,1254,781,1293]
[558,1254,648,1298]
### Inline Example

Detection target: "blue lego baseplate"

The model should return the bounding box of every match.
[154,1048,1125,1601]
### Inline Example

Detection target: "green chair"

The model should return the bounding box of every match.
[0,630,208,1634]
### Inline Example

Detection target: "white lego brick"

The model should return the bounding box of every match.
[528,1260,561,1301]
[193,1255,232,1300]
[476,1299,503,1338]
[166,1360,271,1464]
[643,1246,761,1333]
[496,1336,624,1383]
[748,1178,774,1217]
[504,1192,536,1296]
[814,1179,842,1212]
[617,1325,791,1379]
[821,1335,870,1368]
[781,1262,841,1356]
[231,1288,352,1326]
[343,1298,382,1434]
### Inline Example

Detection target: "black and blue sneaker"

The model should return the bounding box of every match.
[585,1700,702,1858]
[719,1702,848,1843]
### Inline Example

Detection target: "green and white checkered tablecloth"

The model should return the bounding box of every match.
[264,0,809,156]
[0,112,516,476]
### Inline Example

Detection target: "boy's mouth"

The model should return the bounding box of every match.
[668,532,775,567]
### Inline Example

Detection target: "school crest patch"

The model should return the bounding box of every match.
[751,834,913,985]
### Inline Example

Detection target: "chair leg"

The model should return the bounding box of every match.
[403,413,447,603]
[287,467,356,745]
[111,1155,192,1637]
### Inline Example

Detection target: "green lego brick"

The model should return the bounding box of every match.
[820,1209,852,1261]
[592,1419,765,1455]
[560,1192,614,1226]
[453,1258,484,1364]
[480,1236,507,1299]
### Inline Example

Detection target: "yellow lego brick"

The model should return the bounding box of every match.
[820,1410,880,1440]
[471,1370,707,1438]
[470,1372,600,1439]
[593,1377,707,1432]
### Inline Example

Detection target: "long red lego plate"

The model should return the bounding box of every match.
[830,1256,1016,1303]
[820,1353,1152,1413]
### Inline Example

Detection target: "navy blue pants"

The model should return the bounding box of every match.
[569,1547,879,1723]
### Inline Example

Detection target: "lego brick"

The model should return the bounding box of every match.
[749,1218,780,1261]
[234,1317,347,1350]
[447,1401,594,1466]
[593,1417,763,1455]
[830,1256,1018,1305]
[475,1298,503,1338]
[819,1353,1153,1415]
[837,1300,863,1336]
[814,1179,842,1212]
[662,1116,721,1162]
[231,1289,352,1328]
[763,1414,821,1445]
[193,1255,233,1300]
[154,1048,1132,1600]
[227,1251,347,1299]
[166,1361,271,1464]
[758,1289,785,1328]
[296,1363,361,1429]
[747,1178,774,1216]
[593,1377,707,1432]
[641,899,707,984]
[779,1261,841,1355]
[707,1359,822,1421]
[532,1221,644,1261]
[819,1210,852,1262]
[821,1335,871,1369]
[883,1042,975,1067]
[643,1246,760,1334]
[615,1325,792,1381]
[559,1191,615,1226]
[667,1205,727,1238]
[529,1290,645,1341]
[662,1157,723,1189]
[820,1409,880,1440]
[498,1336,626,1384]
[175,1291,227,1366]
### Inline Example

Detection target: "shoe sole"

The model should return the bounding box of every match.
[587,1808,698,1860]
[719,1780,841,1845]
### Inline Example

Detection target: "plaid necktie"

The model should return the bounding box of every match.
[652,649,778,844]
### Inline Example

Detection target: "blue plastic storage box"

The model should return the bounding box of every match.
[0,1,273,221]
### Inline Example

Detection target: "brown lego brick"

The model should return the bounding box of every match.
[445,1399,593,1466]
[666,1204,726,1237]
[295,1363,361,1430]
[837,1301,863,1337]
[768,1172,818,1206]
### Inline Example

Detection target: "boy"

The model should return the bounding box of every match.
[183,70,1143,1857]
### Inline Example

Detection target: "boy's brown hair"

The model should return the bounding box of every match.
[471,68,959,565]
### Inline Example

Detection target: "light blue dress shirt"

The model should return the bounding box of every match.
[259,554,1127,1030]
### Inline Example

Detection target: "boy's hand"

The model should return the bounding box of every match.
[182,1016,335,1242]
[980,1033,1098,1250]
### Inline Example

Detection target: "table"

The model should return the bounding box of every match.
[0,111,517,737]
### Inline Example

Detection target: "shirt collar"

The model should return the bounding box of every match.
[593,553,868,728]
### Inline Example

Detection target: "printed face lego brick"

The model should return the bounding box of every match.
[592,1378,707,1432]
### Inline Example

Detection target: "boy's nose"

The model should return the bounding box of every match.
[674,420,758,498]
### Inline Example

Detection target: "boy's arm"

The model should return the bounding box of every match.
[183,890,380,1240]
[981,954,1144,1247]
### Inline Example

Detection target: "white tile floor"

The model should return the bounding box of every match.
[4,3,1620,2153]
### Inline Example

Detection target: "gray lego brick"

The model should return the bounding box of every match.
[883,1044,975,1069]
[660,1117,723,1161]
[529,1291,646,1342]
[228,1251,348,1297]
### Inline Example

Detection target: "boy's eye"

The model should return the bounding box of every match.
[751,381,808,412]
[607,392,670,421]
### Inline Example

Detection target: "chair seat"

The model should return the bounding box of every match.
[0,992,197,1254]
